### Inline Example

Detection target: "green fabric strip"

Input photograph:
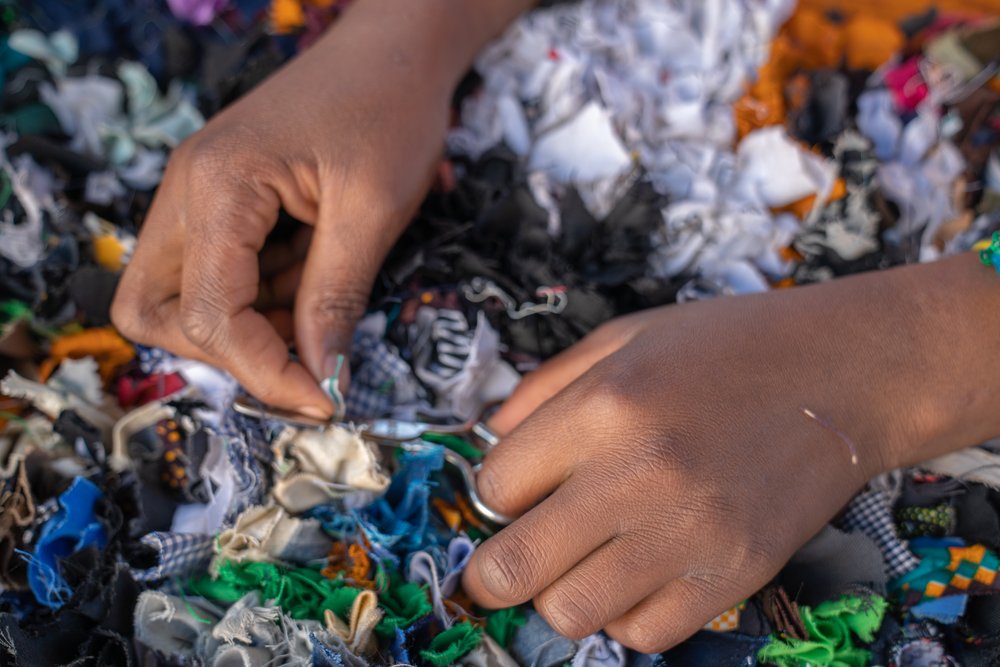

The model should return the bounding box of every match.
[757,594,886,667]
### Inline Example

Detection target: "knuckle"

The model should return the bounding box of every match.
[179,296,228,353]
[732,528,783,576]
[583,373,636,424]
[536,580,603,639]
[306,285,368,329]
[476,534,540,604]
[684,571,730,603]
[185,140,229,182]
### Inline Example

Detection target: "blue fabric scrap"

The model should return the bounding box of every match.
[25,476,108,609]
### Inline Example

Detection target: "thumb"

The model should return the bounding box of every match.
[294,200,397,402]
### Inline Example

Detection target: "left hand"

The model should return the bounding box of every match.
[462,256,998,653]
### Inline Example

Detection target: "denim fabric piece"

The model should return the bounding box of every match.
[893,637,960,667]
[911,595,968,625]
[838,489,921,579]
[227,436,271,515]
[571,634,626,667]
[131,531,214,582]
[658,631,769,666]
[310,632,370,667]
[511,610,579,667]
[25,476,108,609]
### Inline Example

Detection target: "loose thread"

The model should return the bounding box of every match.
[324,354,347,422]
[801,407,859,466]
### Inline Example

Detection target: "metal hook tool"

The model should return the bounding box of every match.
[232,396,513,526]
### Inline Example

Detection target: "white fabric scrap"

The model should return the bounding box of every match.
[450,0,800,295]
[0,153,60,269]
[733,127,838,210]
[48,357,104,406]
[529,102,632,183]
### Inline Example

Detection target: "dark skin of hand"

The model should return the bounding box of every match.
[112,0,1000,653]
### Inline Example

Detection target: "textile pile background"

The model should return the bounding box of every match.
[0,0,999,665]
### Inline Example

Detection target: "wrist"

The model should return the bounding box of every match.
[882,254,1000,468]
[326,0,532,93]
[759,255,1000,480]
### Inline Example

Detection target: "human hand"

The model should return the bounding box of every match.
[464,256,1000,652]
[112,0,530,416]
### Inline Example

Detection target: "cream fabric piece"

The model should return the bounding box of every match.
[324,590,383,656]
[212,504,332,574]
[271,426,389,514]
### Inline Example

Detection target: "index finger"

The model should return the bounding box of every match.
[179,178,332,417]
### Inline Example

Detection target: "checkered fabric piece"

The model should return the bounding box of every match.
[898,543,1000,603]
[944,545,1000,591]
[132,531,215,582]
[346,334,409,418]
[839,490,921,579]
[704,601,746,632]
[346,332,427,419]
[135,344,175,374]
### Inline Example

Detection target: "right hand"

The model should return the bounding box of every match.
[112,1,472,417]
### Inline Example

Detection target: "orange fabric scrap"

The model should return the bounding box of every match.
[322,541,375,589]
[39,327,135,385]
[270,0,340,34]
[431,498,464,533]
[772,178,848,221]
[787,9,846,70]
[454,495,488,532]
[735,5,906,139]
[843,15,906,71]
